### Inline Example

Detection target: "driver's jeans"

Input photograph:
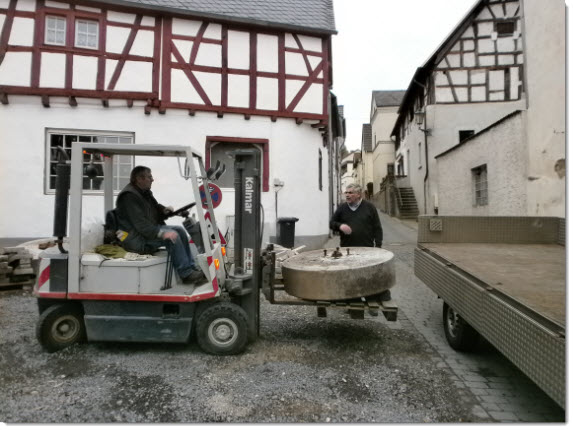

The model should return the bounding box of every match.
[147,225,199,279]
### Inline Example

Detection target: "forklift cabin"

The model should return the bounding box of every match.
[34,143,262,355]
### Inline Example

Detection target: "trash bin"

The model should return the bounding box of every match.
[276,217,299,248]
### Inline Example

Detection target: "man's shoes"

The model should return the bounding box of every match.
[182,270,207,285]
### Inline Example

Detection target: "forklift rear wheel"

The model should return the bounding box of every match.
[196,302,248,355]
[37,304,86,353]
[443,302,480,352]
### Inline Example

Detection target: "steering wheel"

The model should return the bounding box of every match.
[165,202,196,219]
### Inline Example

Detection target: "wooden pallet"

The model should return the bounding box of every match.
[265,283,397,321]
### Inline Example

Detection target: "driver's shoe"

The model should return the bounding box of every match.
[182,270,206,285]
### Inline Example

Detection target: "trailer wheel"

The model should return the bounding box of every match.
[443,303,480,352]
[195,302,248,355]
[37,304,86,353]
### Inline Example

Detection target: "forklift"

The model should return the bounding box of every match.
[34,143,262,355]
[34,142,397,356]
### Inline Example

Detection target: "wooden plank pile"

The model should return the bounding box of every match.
[0,247,36,288]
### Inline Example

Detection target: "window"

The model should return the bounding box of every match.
[208,141,261,189]
[46,131,134,194]
[205,137,270,191]
[75,19,99,49]
[496,21,516,36]
[472,165,488,206]
[459,130,475,142]
[318,149,323,190]
[45,16,66,46]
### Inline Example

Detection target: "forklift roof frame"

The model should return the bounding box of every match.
[66,142,222,296]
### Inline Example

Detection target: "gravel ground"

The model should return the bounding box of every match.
[0,286,485,424]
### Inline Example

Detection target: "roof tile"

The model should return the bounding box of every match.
[114,0,336,33]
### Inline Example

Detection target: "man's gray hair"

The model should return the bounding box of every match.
[346,183,362,194]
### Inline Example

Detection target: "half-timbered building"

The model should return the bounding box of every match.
[391,0,565,217]
[0,0,341,248]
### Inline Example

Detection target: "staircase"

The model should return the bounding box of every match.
[396,187,419,219]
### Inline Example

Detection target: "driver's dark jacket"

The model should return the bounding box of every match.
[115,183,166,254]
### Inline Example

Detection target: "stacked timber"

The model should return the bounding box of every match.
[0,247,36,288]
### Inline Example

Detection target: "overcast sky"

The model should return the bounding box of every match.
[331,0,480,150]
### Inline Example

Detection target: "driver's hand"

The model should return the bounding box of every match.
[162,230,178,243]
[163,206,174,215]
[180,210,189,218]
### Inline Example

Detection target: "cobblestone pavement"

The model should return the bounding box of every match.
[325,211,565,423]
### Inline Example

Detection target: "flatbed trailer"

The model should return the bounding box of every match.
[414,216,565,409]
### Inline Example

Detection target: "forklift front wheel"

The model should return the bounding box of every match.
[196,302,248,355]
[443,302,480,352]
[37,304,86,353]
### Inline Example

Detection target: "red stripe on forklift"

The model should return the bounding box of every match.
[67,292,218,303]
[37,292,66,299]
[38,265,50,288]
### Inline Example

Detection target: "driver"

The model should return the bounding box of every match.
[115,165,206,285]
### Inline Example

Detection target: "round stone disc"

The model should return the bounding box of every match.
[281,247,395,301]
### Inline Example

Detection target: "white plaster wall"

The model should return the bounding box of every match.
[9,17,34,46]
[400,100,525,214]
[340,153,354,194]
[0,97,330,246]
[257,34,278,73]
[371,107,398,144]
[0,51,31,86]
[522,0,566,217]
[437,113,527,215]
[73,55,98,90]
[372,142,395,194]
[371,107,399,193]
[362,151,373,188]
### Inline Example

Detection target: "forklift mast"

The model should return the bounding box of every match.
[230,149,261,341]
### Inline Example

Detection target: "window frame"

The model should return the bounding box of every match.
[74,18,99,50]
[472,164,488,207]
[45,15,67,47]
[459,130,475,143]
[205,136,270,192]
[496,20,516,37]
[44,129,135,196]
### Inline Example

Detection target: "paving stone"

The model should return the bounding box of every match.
[479,395,510,404]
[462,373,488,383]
[515,412,553,422]
[489,411,518,422]
[464,381,489,389]
[470,405,490,420]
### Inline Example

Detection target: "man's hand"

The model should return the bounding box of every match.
[162,230,178,243]
[163,206,174,215]
[339,224,352,235]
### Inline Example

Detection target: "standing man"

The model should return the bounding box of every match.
[115,166,206,285]
[330,183,390,300]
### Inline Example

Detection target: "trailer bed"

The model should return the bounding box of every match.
[414,216,566,409]
[422,243,565,327]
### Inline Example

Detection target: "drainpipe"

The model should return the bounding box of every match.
[412,76,430,215]
[423,113,429,215]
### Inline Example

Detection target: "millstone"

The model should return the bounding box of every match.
[281,247,395,301]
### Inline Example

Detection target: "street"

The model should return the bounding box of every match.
[0,212,565,423]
